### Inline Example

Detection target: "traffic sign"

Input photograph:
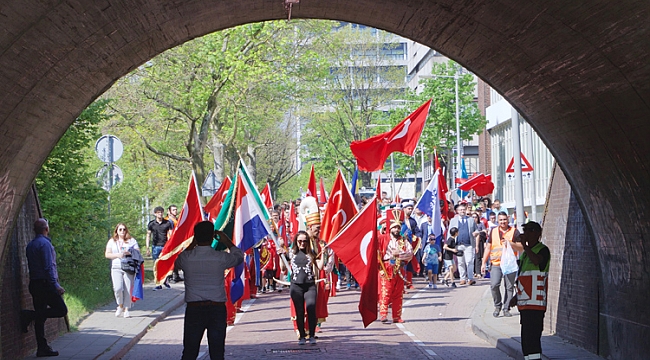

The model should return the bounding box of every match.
[505,152,534,173]
[202,170,222,197]
[96,163,123,191]
[95,135,123,163]
[506,172,533,181]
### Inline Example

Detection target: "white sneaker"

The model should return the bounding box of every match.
[433,284,438,289]
[123,309,130,318]
[428,282,433,288]
[115,307,124,317]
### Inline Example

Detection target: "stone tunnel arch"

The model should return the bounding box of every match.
[1,1,649,358]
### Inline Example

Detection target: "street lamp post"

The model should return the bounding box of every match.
[420,72,462,195]
[366,124,395,197]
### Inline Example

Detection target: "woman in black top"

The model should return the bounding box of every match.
[287,230,324,345]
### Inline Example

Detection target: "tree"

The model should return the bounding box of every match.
[300,23,408,187]
[105,20,331,191]
[35,100,115,325]
[411,60,486,185]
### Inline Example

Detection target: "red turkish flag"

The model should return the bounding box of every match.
[350,99,432,171]
[328,197,378,327]
[434,152,448,193]
[278,206,288,241]
[155,172,205,284]
[319,178,328,204]
[260,183,274,210]
[307,164,317,197]
[289,202,299,240]
[459,173,486,191]
[433,153,449,217]
[460,173,495,196]
[204,176,232,221]
[321,170,358,243]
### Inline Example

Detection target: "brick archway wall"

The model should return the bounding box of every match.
[1,1,649,358]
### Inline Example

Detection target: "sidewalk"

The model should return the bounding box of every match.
[22,281,186,360]
[470,287,604,360]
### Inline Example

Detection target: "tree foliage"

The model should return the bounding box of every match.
[300,24,408,187]
[411,60,486,182]
[104,20,331,194]
[35,100,114,324]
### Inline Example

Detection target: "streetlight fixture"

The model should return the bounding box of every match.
[420,71,462,195]
[366,124,395,198]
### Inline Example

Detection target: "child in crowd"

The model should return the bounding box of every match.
[422,235,442,288]
[443,227,459,288]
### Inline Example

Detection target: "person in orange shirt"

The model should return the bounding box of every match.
[481,212,523,317]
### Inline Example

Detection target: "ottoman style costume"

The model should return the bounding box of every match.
[378,208,414,323]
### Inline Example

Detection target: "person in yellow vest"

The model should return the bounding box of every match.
[516,221,549,360]
[481,212,523,317]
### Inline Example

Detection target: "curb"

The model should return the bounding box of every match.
[106,293,186,360]
[470,289,524,360]
[469,289,604,360]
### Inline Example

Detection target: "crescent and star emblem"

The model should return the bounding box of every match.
[333,209,347,225]
[386,118,411,143]
[177,203,189,228]
[360,231,373,265]
[330,190,347,225]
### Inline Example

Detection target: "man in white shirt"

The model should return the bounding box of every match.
[175,222,244,360]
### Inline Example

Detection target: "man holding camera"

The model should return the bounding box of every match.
[174,222,244,360]
[516,221,550,360]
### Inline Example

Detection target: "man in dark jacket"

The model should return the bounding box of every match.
[21,218,69,357]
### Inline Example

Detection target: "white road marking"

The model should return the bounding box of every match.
[227,298,256,333]
[394,285,439,358]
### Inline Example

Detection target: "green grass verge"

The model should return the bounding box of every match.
[60,258,157,330]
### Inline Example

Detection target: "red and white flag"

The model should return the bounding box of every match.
[289,202,299,240]
[260,183,274,210]
[154,172,205,284]
[307,164,317,198]
[321,170,358,243]
[204,176,232,221]
[350,99,432,171]
[434,151,449,217]
[328,197,379,327]
[375,174,382,199]
[319,178,328,205]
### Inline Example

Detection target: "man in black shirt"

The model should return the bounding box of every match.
[147,206,173,290]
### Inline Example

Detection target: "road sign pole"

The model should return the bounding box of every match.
[512,109,525,231]
[108,135,113,236]
[528,123,537,221]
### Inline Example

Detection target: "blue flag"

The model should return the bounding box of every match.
[457,157,469,199]
[254,247,261,288]
[350,166,359,198]
[416,169,443,247]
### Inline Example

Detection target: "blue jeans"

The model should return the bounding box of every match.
[152,245,164,260]
[182,304,227,360]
